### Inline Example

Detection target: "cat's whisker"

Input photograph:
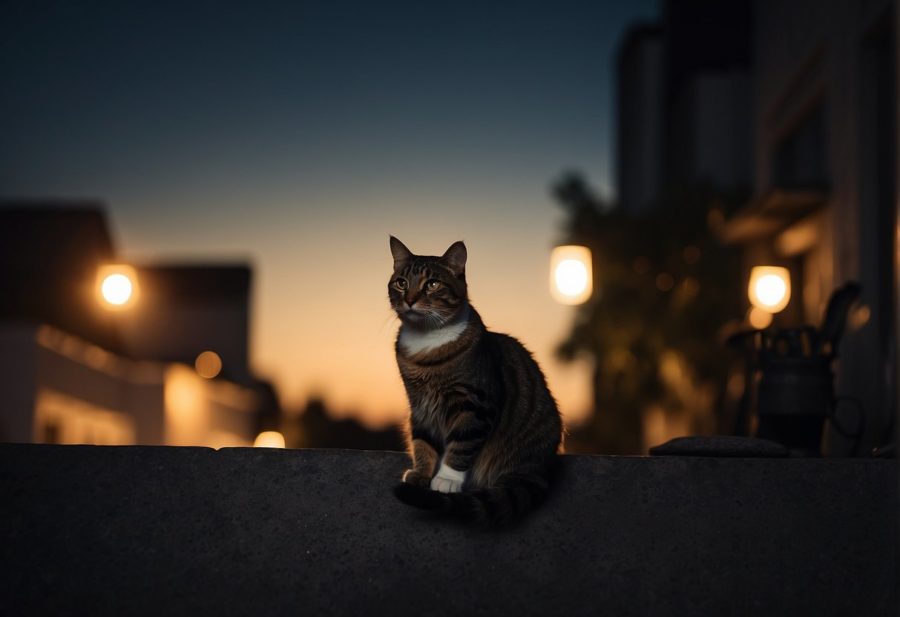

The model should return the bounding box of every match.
[429,313,444,329]
[435,313,449,328]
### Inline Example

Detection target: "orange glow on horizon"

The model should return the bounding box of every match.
[123,209,595,430]
[247,231,594,429]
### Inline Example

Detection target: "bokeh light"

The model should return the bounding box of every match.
[748,266,790,313]
[748,306,774,329]
[194,351,222,379]
[96,265,139,309]
[550,246,593,305]
[557,260,589,295]
[254,431,286,448]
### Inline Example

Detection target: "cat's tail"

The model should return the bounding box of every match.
[392,471,553,528]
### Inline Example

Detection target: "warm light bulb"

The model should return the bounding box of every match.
[96,265,139,309]
[550,246,592,305]
[254,431,286,448]
[101,274,133,305]
[555,259,589,296]
[748,266,790,313]
[755,275,786,307]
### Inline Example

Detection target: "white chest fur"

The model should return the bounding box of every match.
[399,312,469,355]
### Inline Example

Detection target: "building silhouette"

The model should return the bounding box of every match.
[616,0,753,215]
[121,264,253,383]
[616,24,664,215]
[0,202,279,447]
[718,0,897,454]
[615,0,898,453]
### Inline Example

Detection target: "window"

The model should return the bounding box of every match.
[771,103,828,190]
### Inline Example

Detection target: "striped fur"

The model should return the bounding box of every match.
[388,236,563,527]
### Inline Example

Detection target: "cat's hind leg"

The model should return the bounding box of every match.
[401,437,439,487]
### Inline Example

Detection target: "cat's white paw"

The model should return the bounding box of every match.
[431,476,463,493]
[430,463,466,493]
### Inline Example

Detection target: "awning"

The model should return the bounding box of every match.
[717,189,828,245]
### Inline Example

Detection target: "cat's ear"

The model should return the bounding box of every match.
[390,236,413,269]
[441,241,467,276]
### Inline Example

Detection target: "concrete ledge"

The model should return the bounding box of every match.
[1,444,896,616]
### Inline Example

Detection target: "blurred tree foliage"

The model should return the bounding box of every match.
[553,172,745,454]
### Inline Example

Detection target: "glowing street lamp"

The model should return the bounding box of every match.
[96,265,139,310]
[550,245,592,305]
[748,266,791,314]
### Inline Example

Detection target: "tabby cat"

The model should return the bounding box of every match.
[388,236,562,526]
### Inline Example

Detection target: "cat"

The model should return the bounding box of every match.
[388,236,563,526]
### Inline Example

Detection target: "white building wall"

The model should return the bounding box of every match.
[0,323,259,447]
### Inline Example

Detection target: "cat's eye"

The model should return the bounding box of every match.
[426,280,442,291]
[393,278,408,290]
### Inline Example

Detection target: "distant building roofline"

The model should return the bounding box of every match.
[135,264,252,304]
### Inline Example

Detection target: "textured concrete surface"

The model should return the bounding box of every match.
[1,444,896,616]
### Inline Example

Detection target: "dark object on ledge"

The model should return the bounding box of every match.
[649,435,788,457]
[873,443,896,458]
[728,282,862,456]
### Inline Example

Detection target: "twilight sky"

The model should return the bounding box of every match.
[1,0,658,426]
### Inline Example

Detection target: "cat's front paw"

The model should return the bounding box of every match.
[401,469,430,488]
[430,464,467,494]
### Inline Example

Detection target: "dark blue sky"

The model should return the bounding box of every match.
[2,0,657,208]
[0,0,658,418]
